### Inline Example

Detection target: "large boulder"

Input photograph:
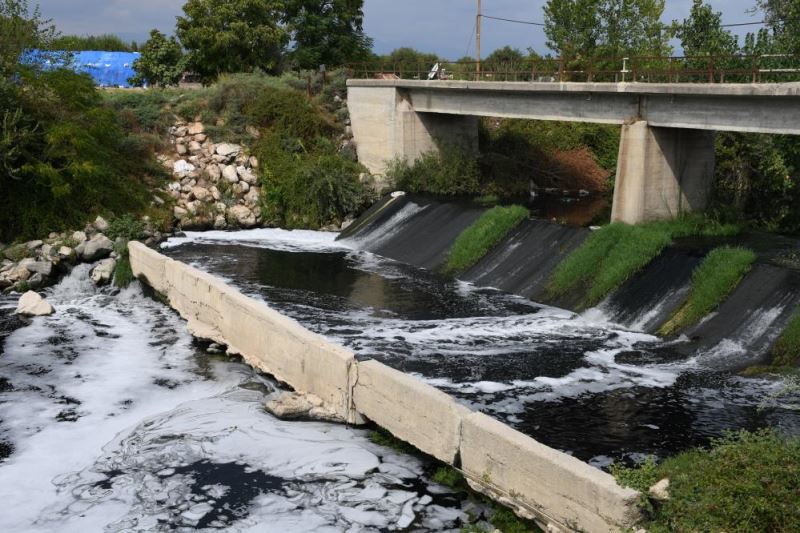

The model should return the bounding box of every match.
[191,186,210,202]
[237,166,258,185]
[205,164,222,182]
[76,234,114,262]
[91,258,116,286]
[15,291,54,316]
[93,216,109,233]
[228,205,257,228]
[187,122,204,135]
[173,206,189,220]
[215,143,241,158]
[222,165,239,183]
[19,258,52,277]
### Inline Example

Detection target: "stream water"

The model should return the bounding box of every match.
[163,229,800,468]
[0,265,482,532]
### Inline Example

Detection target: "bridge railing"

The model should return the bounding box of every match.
[345,54,800,83]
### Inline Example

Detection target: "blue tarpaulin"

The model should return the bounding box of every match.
[29,50,142,88]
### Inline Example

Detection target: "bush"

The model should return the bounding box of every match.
[613,430,800,533]
[387,145,482,196]
[547,215,741,308]
[443,205,529,275]
[660,246,756,336]
[106,215,146,241]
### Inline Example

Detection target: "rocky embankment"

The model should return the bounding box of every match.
[0,216,142,294]
[158,121,262,231]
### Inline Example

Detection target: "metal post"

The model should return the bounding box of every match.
[476,0,481,81]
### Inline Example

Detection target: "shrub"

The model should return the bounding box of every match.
[613,430,800,533]
[106,215,146,241]
[660,246,756,336]
[387,145,482,196]
[113,251,134,288]
[443,205,529,275]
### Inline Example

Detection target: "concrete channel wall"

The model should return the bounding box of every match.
[128,241,643,532]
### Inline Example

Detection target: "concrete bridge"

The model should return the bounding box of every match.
[347,79,800,224]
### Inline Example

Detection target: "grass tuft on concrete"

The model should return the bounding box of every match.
[547,214,740,309]
[443,205,529,275]
[612,429,800,533]
[659,246,756,336]
[772,307,800,367]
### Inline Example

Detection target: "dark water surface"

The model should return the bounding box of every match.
[163,229,800,468]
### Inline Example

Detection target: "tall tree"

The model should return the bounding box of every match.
[543,0,601,61]
[283,0,372,69]
[597,0,670,58]
[753,0,800,53]
[129,30,186,87]
[675,0,739,58]
[176,0,288,83]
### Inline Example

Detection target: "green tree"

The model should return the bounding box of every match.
[50,34,137,52]
[176,0,288,83]
[130,29,186,87]
[372,47,439,78]
[282,0,372,69]
[675,1,739,57]
[543,0,601,61]
[754,0,800,53]
[1,0,58,75]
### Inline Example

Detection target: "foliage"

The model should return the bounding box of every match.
[130,29,186,88]
[443,206,529,275]
[387,145,482,196]
[113,250,134,288]
[106,214,146,241]
[673,0,739,59]
[50,33,137,52]
[660,246,756,336]
[368,428,416,454]
[547,215,740,308]
[613,429,800,533]
[176,0,288,84]
[431,466,469,491]
[370,47,439,78]
[0,0,58,76]
[772,307,800,367]
[489,507,539,533]
[282,0,372,69]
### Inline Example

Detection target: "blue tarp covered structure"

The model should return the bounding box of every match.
[29,50,142,88]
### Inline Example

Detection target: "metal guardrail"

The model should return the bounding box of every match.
[345,54,800,83]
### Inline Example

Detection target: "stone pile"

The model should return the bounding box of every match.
[0,216,119,293]
[158,121,262,231]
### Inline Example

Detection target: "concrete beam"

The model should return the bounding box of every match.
[612,121,715,224]
[348,79,800,134]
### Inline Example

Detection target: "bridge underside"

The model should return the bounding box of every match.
[348,81,799,224]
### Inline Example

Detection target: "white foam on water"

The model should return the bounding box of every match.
[162,227,349,253]
[698,304,787,368]
[0,267,478,532]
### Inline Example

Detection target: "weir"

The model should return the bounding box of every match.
[128,241,643,532]
[348,80,800,223]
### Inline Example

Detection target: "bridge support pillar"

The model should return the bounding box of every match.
[611,121,715,224]
[348,86,479,189]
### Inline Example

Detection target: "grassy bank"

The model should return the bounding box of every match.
[612,429,800,532]
[772,307,800,367]
[660,246,756,336]
[546,215,740,308]
[442,205,529,275]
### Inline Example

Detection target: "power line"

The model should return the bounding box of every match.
[480,14,546,27]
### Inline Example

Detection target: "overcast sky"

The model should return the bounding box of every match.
[36,0,764,58]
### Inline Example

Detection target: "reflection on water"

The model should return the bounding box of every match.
[163,229,800,465]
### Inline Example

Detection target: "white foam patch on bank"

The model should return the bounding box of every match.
[0,267,478,532]
[162,227,350,253]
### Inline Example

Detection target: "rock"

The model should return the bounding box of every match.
[205,164,222,182]
[93,216,109,233]
[76,234,114,262]
[249,156,259,168]
[188,140,203,154]
[649,478,670,501]
[71,231,87,244]
[210,186,221,201]
[176,143,188,156]
[173,126,189,137]
[234,181,250,194]
[26,240,43,250]
[214,202,227,213]
[188,122,204,135]
[341,217,355,231]
[264,392,343,422]
[191,186,210,202]
[173,160,196,176]
[194,133,207,143]
[90,258,116,285]
[5,265,31,283]
[27,272,44,289]
[58,246,76,262]
[15,291,54,316]
[244,187,260,208]
[19,258,52,277]
[237,165,257,184]
[228,205,256,227]
[222,165,239,183]
[173,206,189,220]
[245,125,261,139]
[186,201,199,215]
[215,143,241,158]
[213,214,227,229]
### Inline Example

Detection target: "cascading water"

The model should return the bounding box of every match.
[162,227,800,466]
[0,265,482,532]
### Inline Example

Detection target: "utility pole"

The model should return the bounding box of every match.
[476,0,481,81]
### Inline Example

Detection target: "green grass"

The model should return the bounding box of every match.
[772,307,800,367]
[443,205,529,275]
[612,429,800,533]
[547,214,741,309]
[660,246,756,336]
[113,246,134,288]
[367,428,417,454]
